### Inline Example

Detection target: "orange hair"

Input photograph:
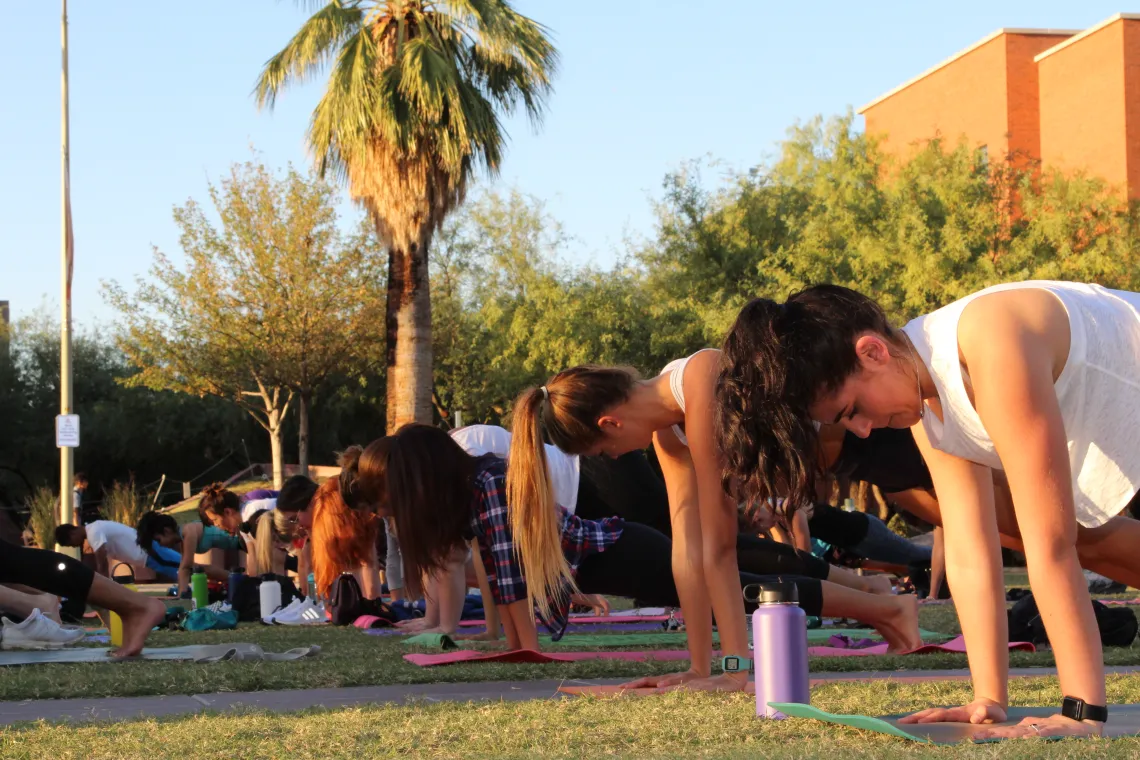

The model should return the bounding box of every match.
[309,447,380,598]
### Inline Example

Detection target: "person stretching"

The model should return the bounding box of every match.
[55,520,180,582]
[509,360,920,691]
[714,281,1140,739]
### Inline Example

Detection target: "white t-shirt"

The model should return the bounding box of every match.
[241,498,276,524]
[85,520,147,566]
[450,425,581,513]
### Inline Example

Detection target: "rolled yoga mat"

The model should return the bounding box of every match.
[457,614,673,627]
[0,643,321,666]
[768,702,1140,743]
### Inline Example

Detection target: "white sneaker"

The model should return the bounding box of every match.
[2,609,87,650]
[262,597,303,625]
[274,599,328,626]
[206,601,232,614]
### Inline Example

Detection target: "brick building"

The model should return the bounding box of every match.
[859,13,1140,198]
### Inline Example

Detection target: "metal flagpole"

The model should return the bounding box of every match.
[59,0,77,551]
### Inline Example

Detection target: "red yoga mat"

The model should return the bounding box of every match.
[457,614,672,627]
[807,635,1034,657]
[403,649,700,667]
[404,637,1033,668]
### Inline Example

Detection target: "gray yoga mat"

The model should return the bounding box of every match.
[770,702,1140,743]
[0,643,320,666]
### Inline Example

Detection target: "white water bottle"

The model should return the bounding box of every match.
[259,576,282,620]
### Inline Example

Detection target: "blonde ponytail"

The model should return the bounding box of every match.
[506,386,577,619]
[253,511,277,574]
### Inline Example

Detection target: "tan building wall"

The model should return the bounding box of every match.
[861,31,1074,166]
[1038,17,1135,194]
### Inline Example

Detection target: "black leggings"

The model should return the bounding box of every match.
[574,521,824,617]
[0,541,95,603]
[577,452,832,583]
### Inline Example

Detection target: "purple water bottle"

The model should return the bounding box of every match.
[752,581,810,718]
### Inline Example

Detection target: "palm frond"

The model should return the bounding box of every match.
[254,1,366,109]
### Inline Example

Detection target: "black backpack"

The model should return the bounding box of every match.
[231,573,301,622]
[1008,592,1138,648]
[329,573,399,626]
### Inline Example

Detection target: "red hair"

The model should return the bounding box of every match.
[309,446,380,597]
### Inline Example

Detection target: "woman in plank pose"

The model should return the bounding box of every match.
[715,281,1136,738]
[507,359,920,691]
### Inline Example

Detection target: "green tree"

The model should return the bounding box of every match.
[255,0,558,433]
[104,160,385,487]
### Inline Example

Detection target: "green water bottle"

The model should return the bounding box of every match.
[191,567,209,610]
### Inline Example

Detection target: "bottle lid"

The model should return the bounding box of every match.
[755,581,799,605]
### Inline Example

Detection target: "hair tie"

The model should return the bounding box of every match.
[540,385,550,404]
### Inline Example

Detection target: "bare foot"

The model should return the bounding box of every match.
[864,575,895,595]
[875,594,921,654]
[112,597,166,658]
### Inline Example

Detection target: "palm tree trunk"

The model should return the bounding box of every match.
[298,388,311,477]
[385,237,434,433]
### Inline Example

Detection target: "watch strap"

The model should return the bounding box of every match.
[1062,696,1108,723]
[720,655,753,673]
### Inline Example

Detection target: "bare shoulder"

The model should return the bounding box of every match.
[682,349,722,399]
[957,288,1070,375]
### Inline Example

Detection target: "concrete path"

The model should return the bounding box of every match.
[4,666,1140,727]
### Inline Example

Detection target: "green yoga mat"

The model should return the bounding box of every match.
[768,702,1140,743]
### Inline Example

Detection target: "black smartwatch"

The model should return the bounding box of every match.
[1061,696,1108,723]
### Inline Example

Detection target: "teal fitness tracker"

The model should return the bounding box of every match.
[721,655,753,674]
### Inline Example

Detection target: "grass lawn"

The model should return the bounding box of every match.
[1,599,1138,703]
[5,677,1140,758]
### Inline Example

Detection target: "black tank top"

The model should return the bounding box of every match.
[831,428,933,493]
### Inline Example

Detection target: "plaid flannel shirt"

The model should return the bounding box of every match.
[469,456,623,639]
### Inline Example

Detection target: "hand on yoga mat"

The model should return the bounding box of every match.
[900,699,1007,727]
[395,618,433,633]
[654,672,749,694]
[571,594,610,616]
[972,714,1102,740]
[620,669,703,689]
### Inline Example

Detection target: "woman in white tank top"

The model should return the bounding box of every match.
[508,359,924,694]
[716,280,1135,739]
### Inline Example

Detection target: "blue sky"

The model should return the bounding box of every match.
[0,1,1128,325]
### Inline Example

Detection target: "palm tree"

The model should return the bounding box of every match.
[256,1,557,431]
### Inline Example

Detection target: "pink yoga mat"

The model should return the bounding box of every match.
[808,635,1034,657]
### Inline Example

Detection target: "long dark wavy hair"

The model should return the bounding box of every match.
[715,284,898,515]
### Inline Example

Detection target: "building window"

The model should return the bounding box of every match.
[976,144,989,170]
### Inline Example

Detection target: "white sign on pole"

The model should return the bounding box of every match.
[56,414,80,448]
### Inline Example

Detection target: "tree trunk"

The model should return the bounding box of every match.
[385,236,434,433]
[267,407,285,490]
[298,389,311,478]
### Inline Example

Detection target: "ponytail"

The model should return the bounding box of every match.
[507,387,576,618]
[252,510,277,574]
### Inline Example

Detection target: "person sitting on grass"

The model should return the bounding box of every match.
[55,520,180,582]
[135,512,231,598]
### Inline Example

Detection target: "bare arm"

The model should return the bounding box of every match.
[650,430,714,681]
[909,423,1009,715]
[962,293,1104,727]
[178,523,201,597]
[790,509,812,553]
[456,539,502,642]
[682,350,749,687]
[94,547,110,579]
